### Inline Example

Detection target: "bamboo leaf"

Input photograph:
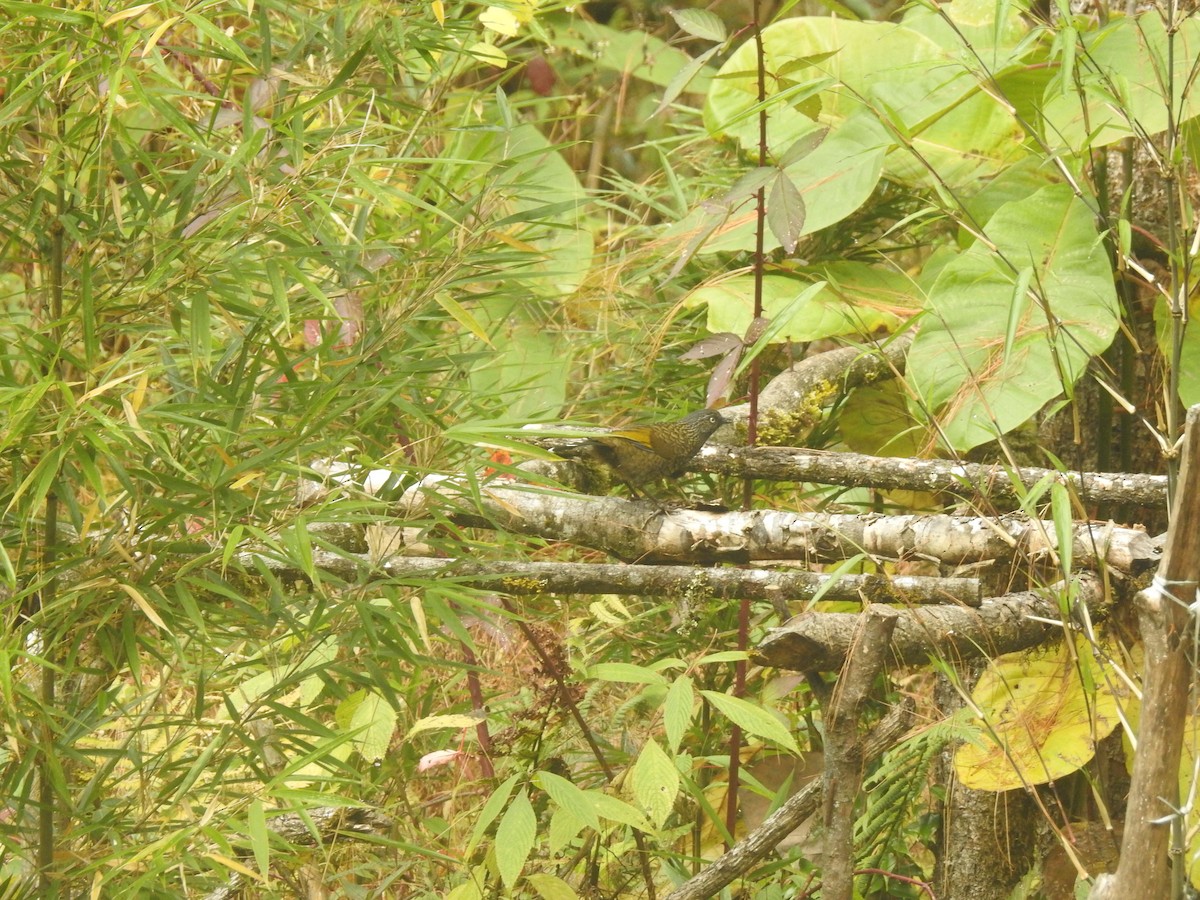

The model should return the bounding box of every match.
[701,690,801,754]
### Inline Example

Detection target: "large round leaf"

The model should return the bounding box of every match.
[901,0,1028,61]
[955,634,1124,791]
[908,183,1119,451]
[704,18,942,156]
[704,17,1023,187]
[684,261,920,341]
[446,121,593,298]
[663,112,888,258]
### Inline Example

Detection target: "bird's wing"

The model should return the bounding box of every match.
[599,426,655,450]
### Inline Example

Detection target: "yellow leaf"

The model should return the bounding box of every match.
[229,471,261,491]
[492,231,540,253]
[436,294,493,346]
[410,595,431,650]
[118,582,170,632]
[955,634,1125,790]
[206,853,266,883]
[467,42,508,69]
[143,15,181,55]
[209,443,236,467]
[103,3,156,27]
[480,6,520,37]
[121,397,153,447]
[130,370,149,411]
[80,369,146,403]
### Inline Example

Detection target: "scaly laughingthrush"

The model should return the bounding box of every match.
[580,409,727,495]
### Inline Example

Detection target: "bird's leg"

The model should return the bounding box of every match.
[624,481,677,516]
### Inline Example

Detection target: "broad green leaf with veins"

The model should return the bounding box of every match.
[909,184,1118,451]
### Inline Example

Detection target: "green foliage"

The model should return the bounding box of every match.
[855,715,972,897]
[685,0,1195,452]
[0,0,612,893]
[0,0,1193,895]
[910,184,1119,449]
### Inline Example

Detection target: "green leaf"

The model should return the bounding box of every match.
[1042,13,1200,151]
[536,771,600,831]
[686,262,917,342]
[1156,291,1200,407]
[227,638,338,715]
[446,880,483,900]
[766,170,806,254]
[960,156,1060,231]
[2,3,93,22]
[1051,482,1073,577]
[587,662,668,685]
[549,16,713,92]
[0,543,15,590]
[182,11,256,66]
[840,382,926,458]
[700,690,801,754]
[1056,24,1077,97]
[526,873,581,900]
[733,281,826,381]
[909,184,1119,450]
[900,0,1029,61]
[247,800,269,881]
[670,8,727,42]
[445,122,593,298]
[777,127,829,167]
[288,514,315,581]
[407,713,484,738]
[668,113,888,258]
[694,651,751,665]
[705,16,1022,187]
[654,45,722,117]
[808,554,869,606]
[466,775,519,857]
[664,676,696,753]
[547,804,587,852]
[590,792,654,832]
[631,739,679,828]
[1003,266,1033,364]
[339,690,397,761]
[495,789,536,890]
[466,319,574,419]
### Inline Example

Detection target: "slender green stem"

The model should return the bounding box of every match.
[1160,0,1189,504]
[728,0,770,850]
[35,97,70,897]
[37,494,58,899]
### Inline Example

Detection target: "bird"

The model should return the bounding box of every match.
[580,408,727,496]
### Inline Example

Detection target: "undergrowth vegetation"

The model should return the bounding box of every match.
[0,0,1195,896]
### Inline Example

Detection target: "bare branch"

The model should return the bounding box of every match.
[757,573,1107,672]
[1091,406,1200,899]
[399,481,1159,572]
[694,446,1167,509]
[234,551,983,607]
[822,606,900,899]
